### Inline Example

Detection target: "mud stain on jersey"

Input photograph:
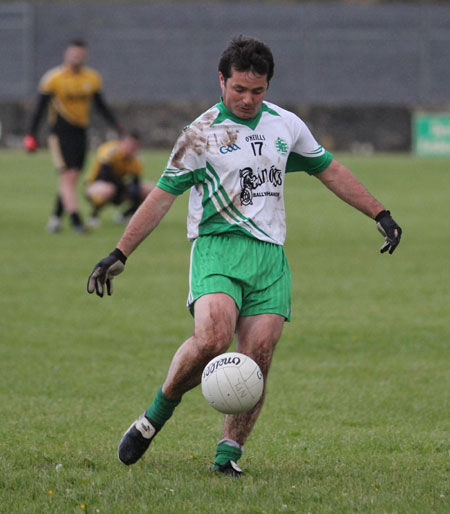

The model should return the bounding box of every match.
[171,131,206,169]
[221,129,239,147]
[170,110,217,169]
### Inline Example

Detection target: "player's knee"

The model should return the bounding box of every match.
[206,334,233,356]
[197,324,233,357]
[193,294,237,356]
[250,347,274,377]
[238,337,278,377]
[62,169,79,185]
[86,182,116,203]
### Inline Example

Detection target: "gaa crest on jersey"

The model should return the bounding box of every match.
[219,143,241,154]
[275,137,289,155]
[239,165,282,206]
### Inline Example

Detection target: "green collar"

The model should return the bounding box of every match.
[212,98,279,130]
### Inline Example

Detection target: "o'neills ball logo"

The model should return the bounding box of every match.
[202,356,241,379]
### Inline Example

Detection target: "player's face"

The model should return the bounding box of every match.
[121,137,140,156]
[64,45,87,69]
[220,68,268,119]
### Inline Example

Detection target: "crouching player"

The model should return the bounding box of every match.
[85,132,154,227]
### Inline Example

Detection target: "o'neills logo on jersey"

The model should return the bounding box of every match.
[239,165,282,206]
[202,356,241,378]
[245,134,265,142]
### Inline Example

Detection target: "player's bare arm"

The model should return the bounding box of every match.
[316,158,384,219]
[117,186,177,257]
[316,158,402,254]
[87,187,176,297]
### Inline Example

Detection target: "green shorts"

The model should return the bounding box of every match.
[187,233,291,321]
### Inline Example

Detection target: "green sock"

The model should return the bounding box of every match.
[213,440,243,470]
[145,386,181,430]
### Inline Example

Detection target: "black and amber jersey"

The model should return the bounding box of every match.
[86,140,143,184]
[39,65,102,128]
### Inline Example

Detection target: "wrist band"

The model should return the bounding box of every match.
[112,248,127,264]
[375,210,390,222]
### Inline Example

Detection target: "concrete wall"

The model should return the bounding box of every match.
[1,2,449,150]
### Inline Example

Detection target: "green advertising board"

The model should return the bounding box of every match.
[413,113,450,156]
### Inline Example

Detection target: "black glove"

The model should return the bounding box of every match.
[375,210,402,255]
[87,248,127,297]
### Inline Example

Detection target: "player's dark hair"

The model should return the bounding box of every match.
[218,36,274,83]
[68,39,87,48]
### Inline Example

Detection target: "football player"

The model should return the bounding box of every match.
[24,39,122,233]
[87,36,402,477]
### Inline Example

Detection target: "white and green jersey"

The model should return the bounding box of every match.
[157,99,332,245]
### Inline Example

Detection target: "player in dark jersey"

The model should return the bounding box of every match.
[24,39,122,233]
[85,132,154,228]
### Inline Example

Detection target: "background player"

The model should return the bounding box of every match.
[24,39,122,233]
[85,131,154,228]
[87,36,402,476]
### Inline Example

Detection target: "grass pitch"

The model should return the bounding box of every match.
[0,149,449,513]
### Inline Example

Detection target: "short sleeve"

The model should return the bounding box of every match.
[39,69,58,94]
[286,117,333,175]
[157,125,207,195]
[91,69,103,93]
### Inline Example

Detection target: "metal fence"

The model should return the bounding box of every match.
[1,2,450,106]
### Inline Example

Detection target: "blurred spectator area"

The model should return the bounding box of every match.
[1,2,449,151]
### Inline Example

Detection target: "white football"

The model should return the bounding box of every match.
[201,352,264,414]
